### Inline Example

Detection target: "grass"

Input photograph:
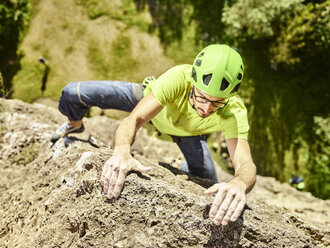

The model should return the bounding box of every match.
[77,0,150,31]
[88,34,140,80]
[88,41,110,79]
[12,60,45,102]
[110,35,140,78]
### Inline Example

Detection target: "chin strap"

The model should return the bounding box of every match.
[189,88,195,109]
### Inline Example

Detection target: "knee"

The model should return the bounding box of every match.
[62,82,78,98]
[58,82,80,112]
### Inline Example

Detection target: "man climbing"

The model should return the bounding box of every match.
[51,44,256,226]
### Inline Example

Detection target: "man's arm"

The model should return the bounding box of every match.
[204,138,256,225]
[226,138,256,193]
[100,92,163,199]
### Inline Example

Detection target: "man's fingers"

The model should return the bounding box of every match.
[101,156,149,199]
[101,158,114,186]
[207,181,247,226]
[213,191,235,225]
[103,164,113,194]
[220,197,240,225]
[112,170,127,198]
[100,164,109,186]
[107,166,119,199]
[204,183,220,195]
[230,198,246,222]
[209,184,226,219]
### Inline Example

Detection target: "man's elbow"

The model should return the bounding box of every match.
[125,113,146,130]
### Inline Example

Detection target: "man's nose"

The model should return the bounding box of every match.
[202,102,212,113]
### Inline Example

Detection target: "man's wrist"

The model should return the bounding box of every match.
[230,176,248,192]
[113,144,130,155]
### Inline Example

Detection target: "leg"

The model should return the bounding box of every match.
[51,81,144,142]
[175,135,218,182]
[58,81,144,121]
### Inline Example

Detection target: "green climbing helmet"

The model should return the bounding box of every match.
[191,44,244,98]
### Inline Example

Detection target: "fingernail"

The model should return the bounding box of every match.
[221,221,228,226]
[214,220,220,225]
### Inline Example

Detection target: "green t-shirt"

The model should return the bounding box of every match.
[143,64,249,139]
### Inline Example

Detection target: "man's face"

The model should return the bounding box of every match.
[191,87,227,118]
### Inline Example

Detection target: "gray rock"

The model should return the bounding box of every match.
[0,98,329,248]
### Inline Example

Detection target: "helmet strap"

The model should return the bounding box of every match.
[189,86,194,99]
[189,87,195,109]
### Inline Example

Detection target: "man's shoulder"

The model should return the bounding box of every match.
[156,64,192,86]
[221,96,247,118]
[166,64,192,75]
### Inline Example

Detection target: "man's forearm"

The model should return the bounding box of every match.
[232,160,256,193]
[114,116,139,153]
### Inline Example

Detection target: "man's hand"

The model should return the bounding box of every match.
[100,151,151,199]
[204,180,247,226]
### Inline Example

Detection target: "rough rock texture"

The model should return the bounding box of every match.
[0,98,329,248]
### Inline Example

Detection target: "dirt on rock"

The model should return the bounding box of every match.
[0,98,329,248]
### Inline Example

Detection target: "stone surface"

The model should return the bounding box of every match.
[0,98,329,248]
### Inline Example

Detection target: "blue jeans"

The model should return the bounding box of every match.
[58,81,218,182]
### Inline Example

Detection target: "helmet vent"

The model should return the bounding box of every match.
[220,78,230,91]
[237,73,242,80]
[192,67,197,82]
[240,65,243,70]
[195,60,202,66]
[198,52,204,57]
[230,83,241,93]
[203,74,212,86]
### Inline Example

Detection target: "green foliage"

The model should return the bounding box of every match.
[189,0,227,44]
[270,1,330,66]
[148,0,187,44]
[165,22,202,64]
[220,0,330,198]
[306,116,330,199]
[0,0,31,97]
[223,0,304,42]
[134,0,190,45]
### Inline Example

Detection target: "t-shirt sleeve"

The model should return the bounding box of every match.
[151,66,186,106]
[222,96,250,140]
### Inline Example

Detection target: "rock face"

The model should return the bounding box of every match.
[0,98,329,248]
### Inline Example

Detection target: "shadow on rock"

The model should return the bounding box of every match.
[51,135,107,148]
[158,161,215,188]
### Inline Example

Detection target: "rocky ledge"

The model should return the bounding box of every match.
[0,98,329,248]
